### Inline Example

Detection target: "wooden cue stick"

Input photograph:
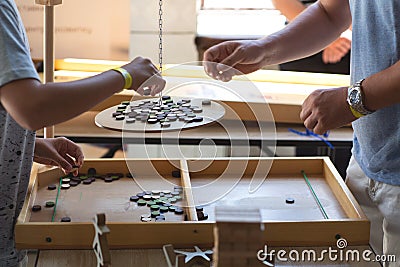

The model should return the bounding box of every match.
[180,160,198,221]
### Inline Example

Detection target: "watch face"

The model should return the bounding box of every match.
[349,89,361,105]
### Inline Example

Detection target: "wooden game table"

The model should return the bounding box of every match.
[19,158,379,266]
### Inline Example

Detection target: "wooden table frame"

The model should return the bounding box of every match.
[16,157,369,250]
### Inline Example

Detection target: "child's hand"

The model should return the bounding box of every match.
[34,137,84,176]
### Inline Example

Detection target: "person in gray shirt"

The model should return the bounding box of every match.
[0,1,165,266]
[204,0,400,266]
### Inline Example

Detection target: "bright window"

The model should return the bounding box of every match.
[201,0,275,10]
[197,0,285,36]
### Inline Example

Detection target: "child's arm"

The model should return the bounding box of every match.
[0,56,165,130]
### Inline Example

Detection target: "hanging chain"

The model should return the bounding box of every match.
[158,0,163,102]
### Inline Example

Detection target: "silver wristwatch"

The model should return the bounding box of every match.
[347,79,374,117]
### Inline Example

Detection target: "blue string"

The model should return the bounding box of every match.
[288,128,334,150]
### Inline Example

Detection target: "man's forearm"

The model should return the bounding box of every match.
[260,1,351,66]
[363,61,400,111]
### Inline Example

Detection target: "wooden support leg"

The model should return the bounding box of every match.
[92,213,111,267]
[35,0,62,138]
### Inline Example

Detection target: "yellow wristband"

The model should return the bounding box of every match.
[113,67,132,89]
[349,106,365,118]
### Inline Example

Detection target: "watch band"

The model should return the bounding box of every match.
[347,79,374,117]
[113,67,133,89]
[349,105,365,118]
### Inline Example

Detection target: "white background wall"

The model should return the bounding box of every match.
[16,0,130,60]
[129,0,199,65]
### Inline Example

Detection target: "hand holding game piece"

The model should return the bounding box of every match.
[203,39,268,82]
[121,57,166,96]
[33,137,84,176]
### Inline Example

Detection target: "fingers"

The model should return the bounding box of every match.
[322,47,344,64]
[203,41,243,81]
[323,37,351,64]
[217,46,245,73]
[62,137,84,166]
[53,137,84,175]
[203,46,221,79]
[149,76,166,96]
[48,152,74,174]
[212,47,247,81]
[136,76,166,96]
[301,95,318,132]
[313,123,325,135]
[125,57,166,94]
[303,114,317,131]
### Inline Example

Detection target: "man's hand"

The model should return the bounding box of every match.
[203,40,267,82]
[122,57,166,96]
[34,137,84,176]
[300,87,357,134]
[322,36,351,64]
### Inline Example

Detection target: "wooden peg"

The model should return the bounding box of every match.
[92,213,111,267]
[35,0,62,6]
[163,244,176,267]
[176,255,186,267]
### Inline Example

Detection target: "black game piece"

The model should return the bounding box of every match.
[32,205,41,212]
[286,198,295,204]
[88,167,97,177]
[82,179,92,185]
[130,196,139,202]
[171,170,181,178]
[191,117,204,122]
[47,184,57,190]
[104,177,113,183]
[136,192,145,198]
[69,181,79,187]
[169,206,176,212]
[71,177,82,183]
[174,208,184,215]
[45,201,55,208]
[197,211,205,220]
[115,115,125,121]
[61,217,71,222]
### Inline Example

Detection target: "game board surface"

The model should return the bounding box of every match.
[95,97,225,132]
[16,158,369,249]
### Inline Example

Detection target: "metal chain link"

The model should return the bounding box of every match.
[158,0,163,102]
[158,0,163,73]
